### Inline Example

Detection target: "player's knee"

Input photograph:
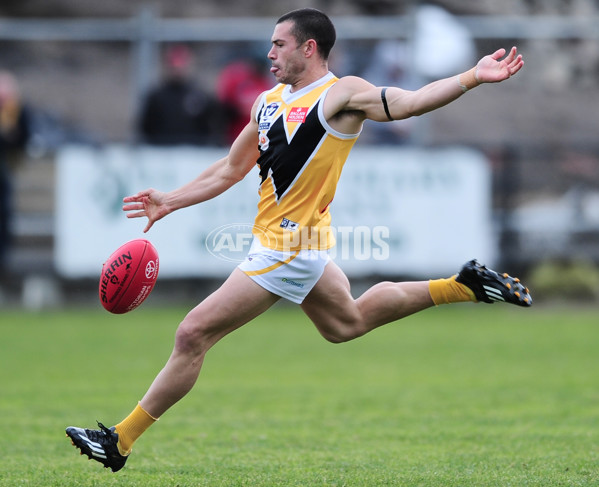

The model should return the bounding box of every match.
[318,321,363,344]
[174,316,213,355]
[174,321,202,355]
[321,331,348,344]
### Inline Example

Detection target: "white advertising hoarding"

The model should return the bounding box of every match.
[55,145,495,279]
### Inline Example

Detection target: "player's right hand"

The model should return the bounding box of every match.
[123,189,170,233]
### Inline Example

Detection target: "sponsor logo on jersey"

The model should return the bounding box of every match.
[280,217,299,231]
[286,107,309,123]
[259,133,270,151]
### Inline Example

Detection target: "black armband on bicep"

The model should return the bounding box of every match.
[380,87,394,121]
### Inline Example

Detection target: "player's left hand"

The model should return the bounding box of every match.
[475,47,524,84]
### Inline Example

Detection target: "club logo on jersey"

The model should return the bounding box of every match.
[258,102,281,150]
[280,218,299,231]
[286,107,309,123]
[261,102,280,121]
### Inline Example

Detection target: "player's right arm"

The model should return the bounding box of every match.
[123,94,263,233]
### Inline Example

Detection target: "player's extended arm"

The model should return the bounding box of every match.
[348,47,523,122]
[122,98,262,233]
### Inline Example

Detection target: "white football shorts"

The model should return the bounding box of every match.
[238,238,331,304]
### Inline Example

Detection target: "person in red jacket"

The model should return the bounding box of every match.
[216,55,272,144]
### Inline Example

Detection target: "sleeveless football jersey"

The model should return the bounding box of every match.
[253,72,360,251]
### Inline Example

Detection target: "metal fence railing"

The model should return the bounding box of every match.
[2,11,598,118]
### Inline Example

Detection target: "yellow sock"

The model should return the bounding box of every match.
[114,403,158,456]
[428,275,476,305]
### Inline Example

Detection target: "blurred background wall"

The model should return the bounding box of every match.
[1,0,598,308]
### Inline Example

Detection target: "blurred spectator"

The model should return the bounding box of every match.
[358,5,475,145]
[216,55,272,144]
[0,71,31,275]
[411,5,475,79]
[359,40,415,144]
[138,44,227,146]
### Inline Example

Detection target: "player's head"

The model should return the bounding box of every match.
[276,8,336,61]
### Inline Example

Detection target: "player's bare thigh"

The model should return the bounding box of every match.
[177,268,281,353]
[300,260,362,342]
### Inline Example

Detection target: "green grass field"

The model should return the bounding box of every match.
[0,302,597,486]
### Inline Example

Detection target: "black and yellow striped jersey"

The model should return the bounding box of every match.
[253,72,360,251]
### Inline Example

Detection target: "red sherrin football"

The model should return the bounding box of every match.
[99,239,159,314]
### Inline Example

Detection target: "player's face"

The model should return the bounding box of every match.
[268,21,308,86]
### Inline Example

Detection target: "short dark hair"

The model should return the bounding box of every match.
[276,8,336,60]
